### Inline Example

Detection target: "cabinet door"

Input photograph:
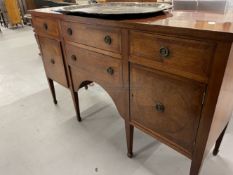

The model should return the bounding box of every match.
[38,36,68,87]
[130,65,205,155]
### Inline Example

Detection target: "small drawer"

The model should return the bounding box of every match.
[33,17,60,37]
[130,65,205,154]
[62,22,121,53]
[65,43,122,90]
[130,31,215,82]
[38,36,68,87]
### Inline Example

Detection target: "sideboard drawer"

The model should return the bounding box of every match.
[38,36,68,87]
[62,22,121,53]
[130,31,215,82]
[65,43,123,90]
[130,65,205,154]
[33,17,59,37]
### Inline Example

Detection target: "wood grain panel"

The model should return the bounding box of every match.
[38,36,68,87]
[65,43,123,91]
[62,21,121,54]
[206,43,233,153]
[130,31,215,83]
[33,17,59,37]
[130,64,205,154]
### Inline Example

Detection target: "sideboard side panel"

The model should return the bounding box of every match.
[190,41,232,175]
[206,43,233,152]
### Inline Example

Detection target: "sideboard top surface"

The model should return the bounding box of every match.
[30,1,233,40]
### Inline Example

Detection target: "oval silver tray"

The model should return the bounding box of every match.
[55,2,173,18]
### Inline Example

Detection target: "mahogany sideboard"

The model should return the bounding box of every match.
[30,3,233,175]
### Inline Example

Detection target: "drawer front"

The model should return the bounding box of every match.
[130,65,205,154]
[38,37,68,87]
[65,43,122,90]
[130,31,215,82]
[33,17,59,37]
[62,22,121,53]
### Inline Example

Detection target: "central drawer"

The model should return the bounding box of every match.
[62,22,121,54]
[65,43,123,90]
[130,65,205,155]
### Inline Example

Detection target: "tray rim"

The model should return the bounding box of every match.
[54,2,173,17]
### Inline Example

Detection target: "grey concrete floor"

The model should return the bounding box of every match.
[0,26,233,175]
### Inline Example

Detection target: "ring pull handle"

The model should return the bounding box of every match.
[71,55,77,61]
[43,23,48,30]
[155,102,165,113]
[159,47,170,58]
[104,35,112,45]
[67,28,73,36]
[106,67,114,75]
[50,58,55,64]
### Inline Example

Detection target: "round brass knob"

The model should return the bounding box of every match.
[71,55,77,61]
[106,67,114,75]
[104,35,112,45]
[67,28,73,36]
[50,59,55,64]
[159,47,170,58]
[155,102,165,112]
[43,23,48,30]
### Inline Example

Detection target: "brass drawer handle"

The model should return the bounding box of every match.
[67,28,73,36]
[43,23,48,30]
[104,35,112,45]
[160,47,170,58]
[71,55,77,61]
[50,59,55,64]
[155,102,165,112]
[107,67,114,75]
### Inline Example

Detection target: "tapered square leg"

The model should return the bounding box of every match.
[213,123,229,156]
[190,159,203,175]
[47,78,57,105]
[190,122,229,175]
[125,121,134,158]
[70,90,82,122]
